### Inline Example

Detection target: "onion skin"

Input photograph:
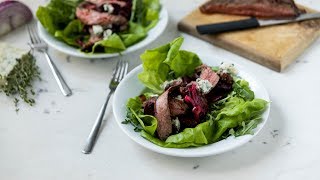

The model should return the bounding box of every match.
[0,0,33,36]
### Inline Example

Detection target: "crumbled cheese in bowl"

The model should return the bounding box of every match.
[219,62,238,75]
[196,78,213,94]
[92,25,104,35]
[103,29,113,40]
[172,117,181,133]
[103,3,114,13]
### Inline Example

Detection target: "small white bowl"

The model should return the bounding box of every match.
[113,55,270,157]
[37,7,168,59]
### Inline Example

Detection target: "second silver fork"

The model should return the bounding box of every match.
[27,24,72,96]
[82,59,128,154]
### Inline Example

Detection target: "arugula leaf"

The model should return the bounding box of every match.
[233,79,255,101]
[230,116,262,136]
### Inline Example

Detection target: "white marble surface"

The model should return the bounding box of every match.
[1,0,320,179]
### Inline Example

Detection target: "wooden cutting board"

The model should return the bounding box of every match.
[178,5,320,72]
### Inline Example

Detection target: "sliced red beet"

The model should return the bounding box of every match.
[184,83,208,122]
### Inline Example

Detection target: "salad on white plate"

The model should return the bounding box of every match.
[113,37,270,157]
[36,0,166,58]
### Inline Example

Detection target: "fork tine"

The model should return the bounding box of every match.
[30,25,41,43]
[27,25,35,44]
[117,59,125,81]
[119,60,128,81]
[112,59,122,82]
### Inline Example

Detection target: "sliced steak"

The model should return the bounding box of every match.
[199,65,220,88]
[143,97,157,116]
[169,98,189,117]
[206,72,234,103]
[76,7,128,26]
[79,35,102,51]
[200,0,303,19]
[164,78,183,91]
[86,0,128,8]
[179,115,200,129]
[155,88,173,140]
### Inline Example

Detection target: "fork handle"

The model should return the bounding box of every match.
[82,91,114,154]
[43,51,72,96]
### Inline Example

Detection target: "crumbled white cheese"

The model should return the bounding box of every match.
[103,3,114,13]
[92,25,104,35]
[172,117,180,132]
[196,78,213,94]
[218,62,238,75]
[161,78,182,89]
[103,29,113,40]
[0,43,28,85]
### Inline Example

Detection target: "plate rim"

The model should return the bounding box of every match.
[37,7,169,59]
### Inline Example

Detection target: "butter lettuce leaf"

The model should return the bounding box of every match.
[36,0,81,35]
[141,120,214,148]
[138,37,202,93]
[125,96,157,135]
[92,34,126,53]
[212,97,268,142]
[54,19,84,47]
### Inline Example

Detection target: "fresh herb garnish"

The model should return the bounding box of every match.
[0,53,40,108]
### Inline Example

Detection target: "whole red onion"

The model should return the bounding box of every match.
[0,0,33,36]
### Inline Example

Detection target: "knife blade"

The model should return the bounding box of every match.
[196,13,320,35]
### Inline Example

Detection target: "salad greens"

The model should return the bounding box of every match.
[138,37,202,93]
[124,37,269,148]
[36,0,161,53]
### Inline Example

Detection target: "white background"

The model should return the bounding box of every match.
[1,0,320,179]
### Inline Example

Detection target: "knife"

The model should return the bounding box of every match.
[196,13,320,34]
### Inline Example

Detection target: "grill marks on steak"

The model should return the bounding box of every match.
[200,0,304,18]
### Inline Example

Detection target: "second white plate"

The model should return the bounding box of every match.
[38,7,168,59]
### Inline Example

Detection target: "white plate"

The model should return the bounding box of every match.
[113,55,270,157]
[37,7,168,59]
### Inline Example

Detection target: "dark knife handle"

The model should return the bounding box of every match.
[196,18,260,34]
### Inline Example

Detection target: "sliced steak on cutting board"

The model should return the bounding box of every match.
[200,0,304,18]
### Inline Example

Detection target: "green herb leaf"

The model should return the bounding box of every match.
[0,53,40,109]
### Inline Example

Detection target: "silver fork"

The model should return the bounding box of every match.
[27,25,72,96]
[82,59,128,154]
